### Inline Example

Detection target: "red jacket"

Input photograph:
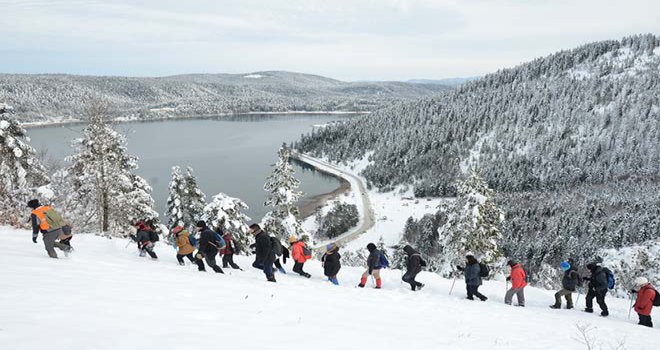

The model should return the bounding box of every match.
[634,284,656,316]
[291,241,311,263]
[220,233,234,255]
[510,264,528,289]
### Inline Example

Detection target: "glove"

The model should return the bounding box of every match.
[456,265,464,271]
[32,234,38,243]
[506,276,511,281]
[630,289,638,294]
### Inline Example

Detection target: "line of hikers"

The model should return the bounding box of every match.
[26,199,657,329]
[454,253,658,328]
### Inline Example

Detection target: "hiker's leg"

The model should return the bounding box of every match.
[504,288,516,305]
[42,230,60,258]
[516,288,525,306]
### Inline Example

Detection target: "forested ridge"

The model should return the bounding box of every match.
[297,34,660,284]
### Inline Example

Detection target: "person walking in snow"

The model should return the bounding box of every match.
[457,253,487,301]
[550,259,580,309]
[250,224,276,282]
[289,235,312,278]
[583,263,609,316]
[505,260,527,307]
[195,221,224,273]
[27,199,72,258]
[133,221,158,259]
[219,230,241,270]
[321,243,341,285]
[632,277,656,327]
[358,243,387,289]
[402,245,425,291]
[172,226,195,265]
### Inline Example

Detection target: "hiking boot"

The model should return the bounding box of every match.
[480,296,488,302]
[549,304,561,309]
[466,297,474,300]
[583,308,593,313]
[600,310,609,317]
[357,284,365,288]
[417,283,425,291]
[303,273,311,278]
[566,304,574,310]
[374,286,381,289]
[267,276,277,283]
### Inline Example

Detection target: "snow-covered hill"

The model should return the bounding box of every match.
[2,227,657,350]
[0,71,450,123]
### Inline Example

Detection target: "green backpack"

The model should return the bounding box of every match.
[44,207,66,231]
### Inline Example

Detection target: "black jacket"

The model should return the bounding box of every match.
[366,248,382,273]
[198,228,219,254]
[464,262,482,286]
[562,267,580,291]
[254,231,275,263]
[136,229,152,243]
[404,246,422,276]
[322,250,341,277]
[588,266,608,292]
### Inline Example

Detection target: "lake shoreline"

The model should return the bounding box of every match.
[21,110,368,129]
[292,155,352,220]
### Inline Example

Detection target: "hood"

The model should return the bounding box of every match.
[403,245,416,255]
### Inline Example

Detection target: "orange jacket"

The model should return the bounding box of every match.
[175,231,195,255]
[31,206,54,231]
[634,284,656,316]
[291,241,310,263]
[510,264,528,289]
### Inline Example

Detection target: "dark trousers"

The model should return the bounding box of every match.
[293,262,309,276]
[467,285,487,300]
[197,251,224,273]
[274,259,283,270]
[638,314,653,327]
[585,289,608,312]
[176,253,195,265]
[402,271,423,290]
[253,259,275,278]
[222,254,240,269]
[139,242,158,259]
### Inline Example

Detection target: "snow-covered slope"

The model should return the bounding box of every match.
[2,227,657,350]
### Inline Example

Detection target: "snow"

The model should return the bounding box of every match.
[1,226,658,350]
[0,120,9,129]
[243,74,264,79]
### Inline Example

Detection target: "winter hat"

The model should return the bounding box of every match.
[195,220,207,229]
[326,243,337,252]
[301,234,310,243]
[366,243,377,252]
[634,277,649,290]
[507,260,516,267]
[172,226,184,235]
[560,261,571,271]
[465,252,475,258]
[586,263,596,271]
[26,199,41,209]
[288,235,298,243]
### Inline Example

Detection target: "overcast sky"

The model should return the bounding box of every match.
[1,0,658,81]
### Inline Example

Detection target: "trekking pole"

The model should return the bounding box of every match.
[627,293,636,320]
[575,289,581,309]
[449,274,457,295]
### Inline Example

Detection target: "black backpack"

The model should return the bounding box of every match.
[479,263,490,278]
[270,237,283,256]
[149,230,159,242]
[653,290,660,307]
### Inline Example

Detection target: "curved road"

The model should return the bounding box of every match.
[290,151,375,250]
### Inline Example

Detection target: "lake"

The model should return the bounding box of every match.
[27,114,353,222]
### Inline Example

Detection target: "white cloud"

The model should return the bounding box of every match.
[0,0,658,80]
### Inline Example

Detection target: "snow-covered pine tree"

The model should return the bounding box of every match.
[166,166,185,228]
[0,103,50,226]
[262,146,306,239]
[183,167,206,228]
[437,170,504,276]
[203,192,252,254]
[64,105,158,236]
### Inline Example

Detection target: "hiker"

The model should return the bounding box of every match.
[321,243,341,285]
[358,243,388,289]
[273,243,289,274]
[457,253,487,301]
[27,199,72,258]
[505,260,527,307]
[632,277,656,327]
[195,221,224,273]
[172,226,195,265]
[219,230,241,270]
[133,221,158,259]
[583,263,609,316]
[550,259,580,309]
[250,224,276,282]
[289,235,312,278]
[402,245,425,291]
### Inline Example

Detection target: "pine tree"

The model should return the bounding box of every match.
[166,166,185,228]
[203,192,253,254]
[0,103,50,226]
[63,105,158,236]
[263,147,306,239]
[183,167,206,228]
[437,170,504,276]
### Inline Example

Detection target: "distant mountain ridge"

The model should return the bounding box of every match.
[407,77,479,86]
[0,70,450,122]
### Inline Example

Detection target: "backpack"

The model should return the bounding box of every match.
[603,268,615,290]
[271,237,283,256]
[43,207,65,231]
[149,230,159,242]
[379,253,390,268]
[479,263,490,278]
[302,244,312,259]
[188,234,198,247]
[213,232,226,250]
[653,290,660,307]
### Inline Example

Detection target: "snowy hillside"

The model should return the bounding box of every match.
[2,227,658,350]
[0,71,449,123]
